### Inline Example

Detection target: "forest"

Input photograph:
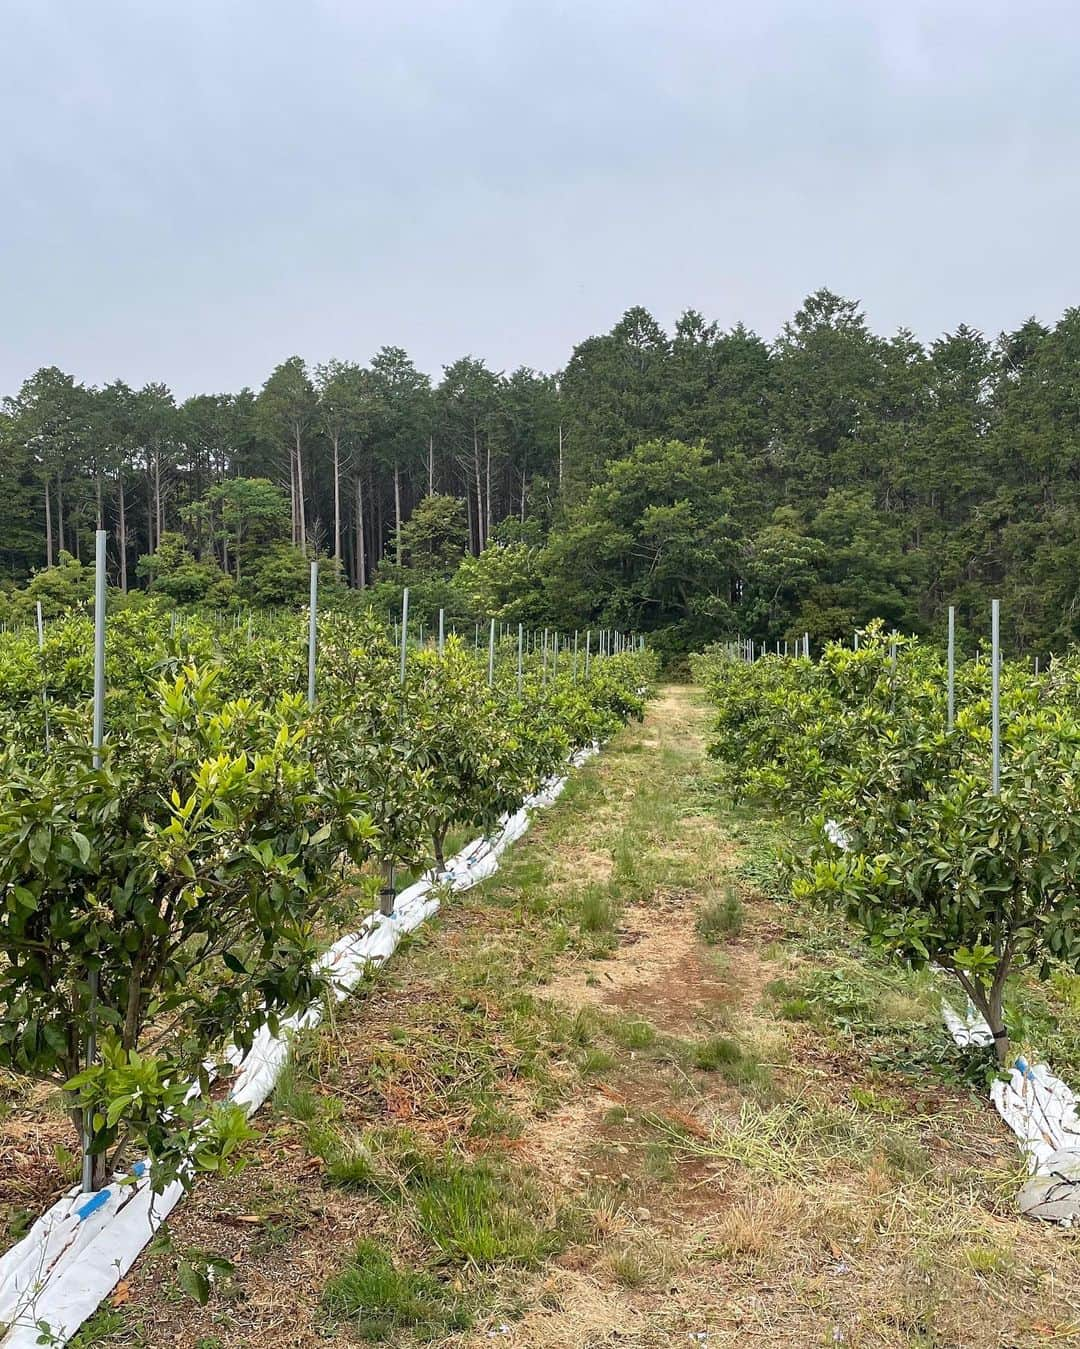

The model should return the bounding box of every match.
[2,288,1079,658]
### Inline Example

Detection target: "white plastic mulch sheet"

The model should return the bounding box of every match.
[0,744,599,1347]
[941,1000,1080,1223]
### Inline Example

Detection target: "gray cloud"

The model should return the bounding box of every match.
[2,0,1078,395]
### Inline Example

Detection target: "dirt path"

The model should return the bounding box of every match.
[91,686,1080,1349]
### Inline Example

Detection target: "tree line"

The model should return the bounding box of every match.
[3,288,1079,656]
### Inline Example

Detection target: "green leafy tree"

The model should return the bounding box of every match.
[545,438,741,656]
[204,477,289,581]
[0,665,375,1187]
[454,541,547,625]
[136,532,234,606]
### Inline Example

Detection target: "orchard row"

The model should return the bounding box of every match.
[0,602,656,1191]
[694,625,1080,1067]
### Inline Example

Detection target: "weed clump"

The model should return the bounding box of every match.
[697,886,744,943]
[686,1036,776,1099]
[577,885,619,934]
[323,1238,472,1341]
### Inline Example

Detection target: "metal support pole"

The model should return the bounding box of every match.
[36,601,50,752]
[585,629,591,675]
[84,530,108,1193]
[93,531,107,769]
[991,599,1000,794]
[488,617,496,688]
[947,605,955,733]
[399,587,409,685]
[307,561,318,707]
[573,630,579,681]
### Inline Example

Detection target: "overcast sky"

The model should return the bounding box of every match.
[1,0,1077,397]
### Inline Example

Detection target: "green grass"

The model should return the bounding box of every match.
[306,1122,423,1195]
[607,1015,658,1050]
[683,1035,776,1100]
[577,884,619,934]
[689,1035,743,1071]
[410,1158,564,1267]
[272,1057,323,1123]
[881,1131,933,1179]
[323,1239,472,1341]
[309,1120,566,1271]
[579,1045,617,1075]
[604,1244,652,1288]
[69,1310,129,1347]
[696,885,744,943]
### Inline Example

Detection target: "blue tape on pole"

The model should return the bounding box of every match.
[76,1189,111,1221]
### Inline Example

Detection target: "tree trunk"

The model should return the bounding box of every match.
[295,426,307,550]
[473,424,484,553]
[356,474,367,588]
[558,422,564,490]
[485,438,492,543]
[332,434,342,563]
[117,479,128,593]
[44,477,54,568]
[521,467,527,522]
[289,448,298,546]
[56,474,65,557]
[375,480,383,563]
[954,964,1012,1068]
[428,435,434,496]
[153,450,163,547]
[432,823,448,869]
[146,456,154,555]
[394,461,402,566]
[987,982,1009,1068]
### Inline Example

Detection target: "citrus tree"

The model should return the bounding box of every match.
[0,665,375,1189]
[700,628,1080,1066]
